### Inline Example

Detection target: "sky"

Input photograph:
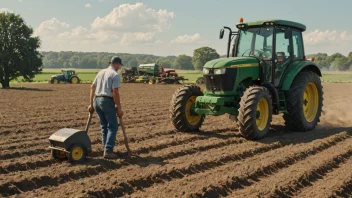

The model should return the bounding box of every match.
[1,0,352,57]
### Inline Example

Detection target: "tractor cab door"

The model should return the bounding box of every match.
[63,71,68,80]
[273,26,305,87]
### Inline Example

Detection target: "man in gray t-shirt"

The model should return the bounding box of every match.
[88,56,124,159]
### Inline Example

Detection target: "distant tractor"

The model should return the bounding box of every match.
[170,18,323,140]
[50,69,80,84]
[122,63,187,84]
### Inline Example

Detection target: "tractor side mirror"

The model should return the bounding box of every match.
[219,29,225,39]
[284,28,292,39]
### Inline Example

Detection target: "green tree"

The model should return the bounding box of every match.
[157,58,173,69]
[0,12,42,88]
[332,57,349,71]
[174,55,194,70]
[192,47,220,70]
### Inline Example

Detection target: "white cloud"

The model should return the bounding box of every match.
[85,4,92,8]
[34,18,69,37]
[304,30,352,45]
[171,33,201,44]
[33,3,178,55]
[120,32,157,45]
[303,30,352,55]
[0,8,14,13]
[91,2,174,33]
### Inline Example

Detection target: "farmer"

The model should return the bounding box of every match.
[88,56,124,159]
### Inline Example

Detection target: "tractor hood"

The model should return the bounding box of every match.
[203,57,259,69]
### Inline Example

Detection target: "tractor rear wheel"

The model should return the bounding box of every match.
[237,86,273,140]
[170,85,205,132]
[70,76,79,84]
[283,70,323,131]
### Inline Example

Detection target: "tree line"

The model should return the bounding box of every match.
[307,52,352,71]
[41,47,220,71]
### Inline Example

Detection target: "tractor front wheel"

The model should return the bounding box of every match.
[170,85,205,132]
[283,70,323,131]
[52,78,59,84]
[237,86,273,140]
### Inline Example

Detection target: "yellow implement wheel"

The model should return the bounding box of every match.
[256,98,269,131]
[68,145,86,162]
[53,79,59,84]
[149,79,154,84]
[71,76,79,84]
[51,149,67,160]
[303,82,319,122]
[185,96,202,126]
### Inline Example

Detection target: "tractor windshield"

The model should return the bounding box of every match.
[237,27,274,59]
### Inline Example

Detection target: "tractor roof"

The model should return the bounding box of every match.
[245,19,306,31]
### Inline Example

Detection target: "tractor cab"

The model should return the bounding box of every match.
[206,18,308,91]
[62,70,76,79]
[232,19,306,87]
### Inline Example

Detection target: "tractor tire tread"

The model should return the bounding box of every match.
[237,86,272,140]
[170,85,205,132]
[283,70,324,131]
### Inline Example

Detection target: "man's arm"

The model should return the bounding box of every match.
[90,84,96,106]
[113,88,123,117]
[112,74,123,117]
[88,84,96,112]
[113,88,122,109]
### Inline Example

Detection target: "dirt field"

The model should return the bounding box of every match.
[0,83,351,198]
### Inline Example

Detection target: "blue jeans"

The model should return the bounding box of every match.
[93,97,118,152]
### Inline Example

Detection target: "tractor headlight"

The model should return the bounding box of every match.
[203,68,210,74]
[214,68,226,75]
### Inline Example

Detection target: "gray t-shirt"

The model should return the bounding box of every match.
[92,66,120,97]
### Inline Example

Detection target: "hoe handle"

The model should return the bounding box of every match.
[85,112,93,133]
[119,117,132,157]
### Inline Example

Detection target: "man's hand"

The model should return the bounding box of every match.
[115,105,123,117]
[88,105,94,113]
[117,108,124,118]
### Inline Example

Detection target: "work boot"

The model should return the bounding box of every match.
[103,150,119,159]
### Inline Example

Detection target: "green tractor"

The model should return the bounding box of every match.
[50,69,80,84]
[170,18,323,140]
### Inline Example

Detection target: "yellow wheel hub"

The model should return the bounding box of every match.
[149,79,154,84]
[303,82,319,122]
[185,96,202,126]
[53,79,58,84]
[256,98,269,131]
[71,146,84,161]
[71,77,78,84]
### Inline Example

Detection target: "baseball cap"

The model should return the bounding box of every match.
[109,56,124,65]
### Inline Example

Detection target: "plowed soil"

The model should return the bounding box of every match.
[0,83,351,198]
